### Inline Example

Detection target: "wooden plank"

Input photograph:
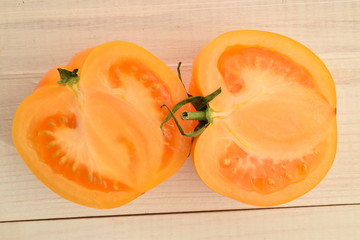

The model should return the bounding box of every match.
[0,0,359,222]
[1,205,359,240]
[1,0,359,74]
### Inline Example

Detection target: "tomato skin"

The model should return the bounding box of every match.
[190,30,337,206]
[13,41,194,208]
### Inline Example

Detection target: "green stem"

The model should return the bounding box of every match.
[160,87,221,137]
[181,110,208,121]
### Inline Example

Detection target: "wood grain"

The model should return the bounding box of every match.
[1,0,360,238]
[1,205,359,240]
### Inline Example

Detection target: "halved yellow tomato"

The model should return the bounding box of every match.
[189,30,337,206]
[12,41,193,208]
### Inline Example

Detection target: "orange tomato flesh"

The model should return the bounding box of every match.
[107,60,177,168]
[191,31,337,206]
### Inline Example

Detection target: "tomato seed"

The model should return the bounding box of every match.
[72,163,78,172]
[285,173,293,180]
[302,164,309,173]
[54,150,62,157]
[254,57,261,67]
[60,116,68,124]
[48,140,57,147]
[59,156,67,165]
[151,84,160,90]
[231,167,239,174]
[87,174,93,182]
[130,65,138,73]
[140,74,149,81]
[222,158,232,166]
[97,178,103,185]
[267,178,275,186]
[155,97,164,105]
[43,130,53,135]
[234,157,242,161]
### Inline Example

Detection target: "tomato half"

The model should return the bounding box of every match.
[12,41,193,208]
[189,30,337,206]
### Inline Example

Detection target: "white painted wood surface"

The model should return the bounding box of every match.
[1,0,359,238]
[1,205,360,240]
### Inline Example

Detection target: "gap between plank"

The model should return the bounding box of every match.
[1,202,359,224]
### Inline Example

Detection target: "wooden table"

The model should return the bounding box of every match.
[1,0,359,239]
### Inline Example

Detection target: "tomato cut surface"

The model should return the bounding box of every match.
[190,31,337,206]
[13,41,193,208]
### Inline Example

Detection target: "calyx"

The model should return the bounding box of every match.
[160,71,221,137]
[57,68,80,86]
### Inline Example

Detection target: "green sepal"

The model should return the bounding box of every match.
[57,68,80,86]
[192,87,221,111]
[177,62,192,98]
